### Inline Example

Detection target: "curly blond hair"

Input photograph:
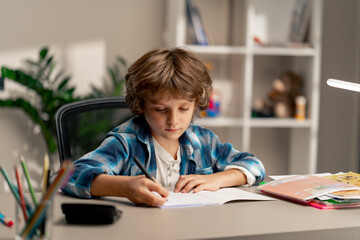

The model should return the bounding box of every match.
[125,48,213,115]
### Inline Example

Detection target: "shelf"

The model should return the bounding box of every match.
[167,0,323,174]
[185,45,247,55]
[194,117,312,128]
[253,46,316,56]
[194,117,243,127]
[185,45,316,57]
[249,118,312,128]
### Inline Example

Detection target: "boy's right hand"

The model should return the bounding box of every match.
[125,175,169,207]
[90,174,169,207]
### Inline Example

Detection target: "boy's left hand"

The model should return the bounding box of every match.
[174,169,247,193]
[174,174,223,193]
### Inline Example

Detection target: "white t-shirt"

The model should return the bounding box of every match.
[153,137,181,191]
[153,137,255,190]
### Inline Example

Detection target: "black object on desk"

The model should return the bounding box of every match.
[61,203,122,224]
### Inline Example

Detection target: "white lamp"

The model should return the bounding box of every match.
[327,79,360,92]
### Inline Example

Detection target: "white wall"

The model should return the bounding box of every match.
[318,0,360,173]
[0,0,359,193]
[0,0,165,192]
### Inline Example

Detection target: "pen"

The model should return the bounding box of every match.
[132,156,155,182]
[0,212,14,227]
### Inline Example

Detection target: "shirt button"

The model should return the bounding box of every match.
[172,163,175,168]
[168,172,173,177]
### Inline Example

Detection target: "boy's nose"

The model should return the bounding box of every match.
[167,111,178,126]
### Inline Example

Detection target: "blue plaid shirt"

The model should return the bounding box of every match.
[63,116,265,198]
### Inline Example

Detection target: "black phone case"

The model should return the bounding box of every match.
[61,203,122,224]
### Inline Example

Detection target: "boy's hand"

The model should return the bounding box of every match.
[125,176,169,207]
[174,169,247,193]
[174,174,222,193]
[90,174,169,207]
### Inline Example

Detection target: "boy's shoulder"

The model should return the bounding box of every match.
[181,123,219,150]
[112,116,149,136]
[185,123,216,140]
[188,122,212,133]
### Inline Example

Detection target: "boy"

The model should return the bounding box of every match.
[63,48,265,207]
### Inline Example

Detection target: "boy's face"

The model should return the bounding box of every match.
[144,93,195,146]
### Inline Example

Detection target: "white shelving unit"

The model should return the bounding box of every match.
[166,0,322,174]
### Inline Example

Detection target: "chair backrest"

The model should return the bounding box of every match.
[55,97,133,164]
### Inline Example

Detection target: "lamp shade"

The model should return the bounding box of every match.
[327,79,360,92]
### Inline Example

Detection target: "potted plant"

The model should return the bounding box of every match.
[0,46,127,155]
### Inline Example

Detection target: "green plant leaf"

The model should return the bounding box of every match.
[45,56,53,68]
[0,47,128,155]
[0,98,57,153]
[57,77,70,91]
[108,67,116,84]
[1,67,44,94]
[45,63,56,83]
[116,56,127,68]
[39,47,48,60]
[24,59,40,67]
[53,70,66,84]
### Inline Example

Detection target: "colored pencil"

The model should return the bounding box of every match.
[20,156,37,207]
[39,168,51,236]
[0,212,14,228]
[21,160,74,239]
[14,164,28,222]
[0,165,33,217]
[42,153,50,193]
[0,165,21,203]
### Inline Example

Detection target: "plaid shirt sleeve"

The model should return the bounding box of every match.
[186,125,266,186]
[62,133,133,198]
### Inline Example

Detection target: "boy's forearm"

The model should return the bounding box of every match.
[90,174,130,197]
[215,169,247,187]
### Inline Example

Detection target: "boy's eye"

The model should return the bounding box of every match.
[180,108,189,111]
[155,108,166,112]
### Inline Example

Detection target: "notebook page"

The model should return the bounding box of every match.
[160,188,275,208]
[196,188,275,204]
[160,191,219,208]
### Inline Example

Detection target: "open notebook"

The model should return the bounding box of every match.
[160,188,275,209]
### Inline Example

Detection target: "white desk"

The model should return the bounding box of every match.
[1,188,360,240]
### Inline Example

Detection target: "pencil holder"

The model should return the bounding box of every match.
[15,199,53,240]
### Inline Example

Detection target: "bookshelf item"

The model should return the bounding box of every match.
[185,0,209,45]
[166,0,323,175]
[288,0,312,44]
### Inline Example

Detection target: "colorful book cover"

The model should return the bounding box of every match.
[309,198,360,209]
[258,175,360,202]
[323,172,360,199]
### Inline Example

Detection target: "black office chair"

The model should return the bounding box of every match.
[55,97,133,164]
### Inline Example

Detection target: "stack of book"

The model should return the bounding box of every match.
[259,172,360,209]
